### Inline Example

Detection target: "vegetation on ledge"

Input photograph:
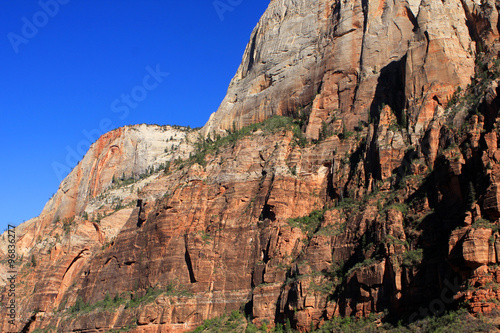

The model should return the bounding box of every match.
[64,282,192,316]
[190,308,496,332]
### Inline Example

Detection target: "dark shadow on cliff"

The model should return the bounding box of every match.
[365,59,407,180]
[385,156,473,324]
[368,58,407,124]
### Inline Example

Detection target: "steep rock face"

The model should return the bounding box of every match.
[44,124,193,221]
[203,0,475,139]
[405,0,476,135]
[0,125,193,261]
[0,125,195,315]
[1,129,358,332]
[373,105,407,180]
[3,0,500,332]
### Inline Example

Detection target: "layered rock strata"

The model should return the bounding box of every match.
[2,0,500,332]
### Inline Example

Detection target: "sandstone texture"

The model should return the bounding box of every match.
[2,0,500,332]
[203,0,477,139]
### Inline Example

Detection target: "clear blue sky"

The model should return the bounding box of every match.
[0,0,270,231]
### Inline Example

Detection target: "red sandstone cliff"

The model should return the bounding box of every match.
[2,0,500,332]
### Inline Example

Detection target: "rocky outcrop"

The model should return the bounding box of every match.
[0,125,194,260]
[0,128,346,332]
[45,124,194,220]
[203,0,476,139]
[3,0,500,332]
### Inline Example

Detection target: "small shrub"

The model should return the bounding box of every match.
[402,249,423,267]
[292,125,308,147]
[318,120,333,141]
[69,296,88,313]
[385,203,409,215]
[245,323,259,333]
[192,310,246,332]
[287,209,325,236]
[346,258,377,277]
[472,218,500,233]
[340,123,354,140]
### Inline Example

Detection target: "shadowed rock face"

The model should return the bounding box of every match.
[3,0,500,332]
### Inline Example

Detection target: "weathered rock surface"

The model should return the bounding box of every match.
[2,0,500,332]
[45,124,194,221]
[1,127,353,332]
[0,125,193,260]
[203,0,476,139]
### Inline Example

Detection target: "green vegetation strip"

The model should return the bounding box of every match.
[67,283,192,315]
[191,308,495,332]
[187,116,306,167]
